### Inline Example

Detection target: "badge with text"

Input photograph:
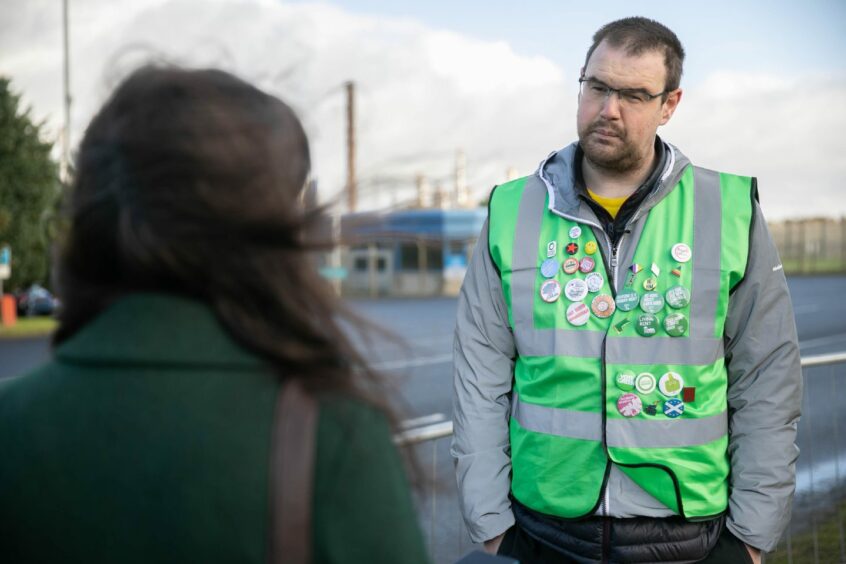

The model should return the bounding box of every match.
[540,258,560,279]
[564,278,589,302]
[569,225,582,239]
[562,257,580,274]
[540,279,561,303]
[635,372,657,395]
[617,393,643,417]
[566,302,590,326]
[585,272,604,293]
[671,243,692,263]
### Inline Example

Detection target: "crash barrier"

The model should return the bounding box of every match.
[397,351,846,564]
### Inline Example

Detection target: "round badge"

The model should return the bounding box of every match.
[659,372,685,397]
[585,272,604,293]
[635,314,659,337]
[642,277,658,291]
[566,242,579,255]
[635,372,657,395]
[664,312,688,337]
[569,225,582,239]
[591,294,616,318]
[671,243,692,263]
[663,398,685,418]
[539,279,561,303]
[540,258,560,279]
[579,256,596,273]
[562,257,580,274]
[566,302,590,326]
[615,290,640,312]
[640,292,665,314]
[564,278,589,302]
[665,285,691,309]
[615,370,636,391]
[617,393,642,418]
[585,241,598,255]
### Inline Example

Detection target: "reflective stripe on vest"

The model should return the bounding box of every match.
[489,164,753,519]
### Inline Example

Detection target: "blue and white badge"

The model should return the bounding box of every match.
[663,398,685,418]
[569,225,582,239]
[540,258,560,279]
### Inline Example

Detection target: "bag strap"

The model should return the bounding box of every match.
[269,379,318,564]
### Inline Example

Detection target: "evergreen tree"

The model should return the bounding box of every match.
[0,77,60,292]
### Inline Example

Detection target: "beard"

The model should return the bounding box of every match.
[577,121,643,173]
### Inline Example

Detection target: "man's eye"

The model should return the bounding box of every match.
[590,85,607,94]
[624,92,647,103]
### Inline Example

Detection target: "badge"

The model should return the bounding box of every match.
[579,256,596,273]
[665,285,690,309]
[591,294,616,318]
[671,243,692,263]
[663,398,685,418]
[682,387,696,403]
[585,241,598,255]
[642,277,657,291]
[615,370,636,391]
[635,314,659,337]
[650,263,660,277]
[635,372,656,395]
[539,279,561,303]
[613,318,630,334]
[564,278,588,302]
[566,242,579,255]
[671,268,682,277]
[615,289,640,312]
[640,291,665,313]
[569,225,582,239]
[644,403,659,416]
[617,393,642,417]
[562,257,580,274]
[659,372,684,397]
[547,241,557,258]
[664,312,688,337]
[540,258,560,279]
[585,272,604,293]
[566,302,590,326]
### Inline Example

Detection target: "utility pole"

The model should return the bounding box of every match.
[345,81,356,213]
[61,0,71,183]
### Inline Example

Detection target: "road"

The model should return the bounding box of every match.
[1,275,844,562]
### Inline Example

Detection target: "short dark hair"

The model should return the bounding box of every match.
[584,17,685,92]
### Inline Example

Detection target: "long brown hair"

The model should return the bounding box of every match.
[55,65,382,402]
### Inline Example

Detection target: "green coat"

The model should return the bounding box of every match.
[0,293,429,564]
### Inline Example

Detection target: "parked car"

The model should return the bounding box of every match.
[16,284,58,317]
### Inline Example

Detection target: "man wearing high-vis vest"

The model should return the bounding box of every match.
[452,17,801,564]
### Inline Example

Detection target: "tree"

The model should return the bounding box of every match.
[0,77,60,292]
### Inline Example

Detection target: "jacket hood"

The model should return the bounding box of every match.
[536,138,691,220]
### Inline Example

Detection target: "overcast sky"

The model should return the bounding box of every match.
[2,0,844,219]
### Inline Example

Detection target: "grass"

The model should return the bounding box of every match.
[0,316,57,339]
[782,258,846,275]
[767,506,846,563]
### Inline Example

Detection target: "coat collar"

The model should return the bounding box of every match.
[55,293,265,369]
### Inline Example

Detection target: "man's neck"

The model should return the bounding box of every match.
[582,144,657,200]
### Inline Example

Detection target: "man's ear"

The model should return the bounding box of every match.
[660,88,683,125]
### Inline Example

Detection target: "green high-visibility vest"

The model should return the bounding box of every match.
[488,164,754,519]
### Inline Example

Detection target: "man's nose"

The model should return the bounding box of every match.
[599,91,622,119]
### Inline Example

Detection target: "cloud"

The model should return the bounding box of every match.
[1,0,843,219]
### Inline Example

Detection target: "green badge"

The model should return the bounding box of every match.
[642,277,658,291]
[640,291,665,314]
[665,285,691,309]
[664,312,688,337]
[615,370,636,391]
[635,314,659,337]
[616,289,640,312]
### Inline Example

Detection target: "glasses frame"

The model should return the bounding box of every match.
[578,77,669,106]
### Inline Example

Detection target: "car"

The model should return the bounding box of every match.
[16,284,58,317]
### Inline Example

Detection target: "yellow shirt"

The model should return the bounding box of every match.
[587,188,628,219]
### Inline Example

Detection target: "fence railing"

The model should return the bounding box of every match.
[399,351,846,564]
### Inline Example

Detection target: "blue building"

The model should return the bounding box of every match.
[341,208,487,296]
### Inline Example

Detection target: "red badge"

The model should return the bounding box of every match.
[682,387,696,403]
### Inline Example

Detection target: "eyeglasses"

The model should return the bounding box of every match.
[578,77,668,107]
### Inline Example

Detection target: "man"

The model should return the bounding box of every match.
[452,17,801,564]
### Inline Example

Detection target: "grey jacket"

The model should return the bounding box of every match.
[451,141,802,552]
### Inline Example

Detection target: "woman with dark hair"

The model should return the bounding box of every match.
[0,66,429,564]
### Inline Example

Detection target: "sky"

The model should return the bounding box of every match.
[1,0,845,219]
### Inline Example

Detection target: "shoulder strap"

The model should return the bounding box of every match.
[269,379,318,564]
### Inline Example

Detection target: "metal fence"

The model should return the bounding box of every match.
[399,351,846,564]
